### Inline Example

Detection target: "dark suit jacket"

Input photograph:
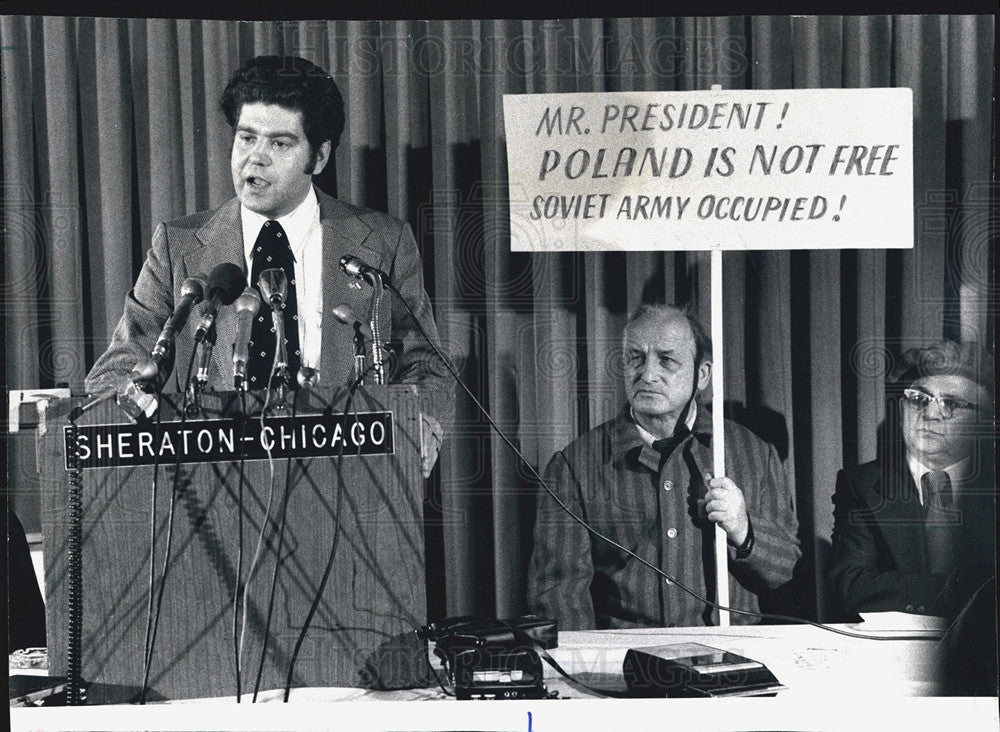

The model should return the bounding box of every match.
[828,456,996,618]
[85,190,451,402]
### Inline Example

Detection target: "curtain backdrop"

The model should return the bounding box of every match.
[3,15,994,622]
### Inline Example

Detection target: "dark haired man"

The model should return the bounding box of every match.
[828,341,995,618]
[527,304,800,629]
[87,56,449,475]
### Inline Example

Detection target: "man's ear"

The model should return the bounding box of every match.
[696,359,712,393]
[310,140,332,175]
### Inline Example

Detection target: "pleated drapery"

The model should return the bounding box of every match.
[3,15,994,622]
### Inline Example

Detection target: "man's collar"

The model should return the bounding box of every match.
[611,401,713,461]
[630,401,700,446]
[906,454,971,502]
[240,185,320,260]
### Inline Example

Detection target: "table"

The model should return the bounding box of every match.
[12,622,1000,731]
[546,622,946,698]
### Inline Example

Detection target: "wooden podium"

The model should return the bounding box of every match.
[37,385,429,703]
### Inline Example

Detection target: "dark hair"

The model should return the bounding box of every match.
[623,303,713,368]
[220,56,345,158]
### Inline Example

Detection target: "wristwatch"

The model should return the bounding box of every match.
[734,518,755,560]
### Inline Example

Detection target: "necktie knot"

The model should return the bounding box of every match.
[257,220,288,250]
[922,470,952,509]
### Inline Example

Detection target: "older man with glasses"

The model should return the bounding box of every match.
[828,340,995,619]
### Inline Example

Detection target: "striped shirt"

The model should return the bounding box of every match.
[527,404,801,630]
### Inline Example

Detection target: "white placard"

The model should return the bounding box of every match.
[503,88,913,251]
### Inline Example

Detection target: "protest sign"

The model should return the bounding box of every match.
[503,88,913,251]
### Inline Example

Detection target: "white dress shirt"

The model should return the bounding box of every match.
[240,187,323,369]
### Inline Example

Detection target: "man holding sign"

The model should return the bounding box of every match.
[527,304,800,629]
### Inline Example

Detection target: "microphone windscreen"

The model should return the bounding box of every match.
[206,262,245,305]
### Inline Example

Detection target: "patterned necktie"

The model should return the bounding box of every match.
[246,220,301,388]
[922,470,958,575]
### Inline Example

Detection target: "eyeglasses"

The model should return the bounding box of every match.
[902,389,979,419]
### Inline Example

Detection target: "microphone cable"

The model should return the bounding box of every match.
[232,389,250,702]
[238,347,282,681]
[59,388,121,705]
[137,405,164,705]
[382,281,944,645]
[140,345,199,702]
[64,405,87,705]
[282,363,377,702]
[251,387,300,701]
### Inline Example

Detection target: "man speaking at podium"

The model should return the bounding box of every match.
[85,56,450,476]
[528,304,801,629]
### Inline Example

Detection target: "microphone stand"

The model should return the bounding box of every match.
[187,323,215,415]
[270,296,292,411]
[353,322,367,385]
[368,271,386,385]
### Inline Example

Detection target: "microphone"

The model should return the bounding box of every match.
[339,255,387,284]
[151,275,208,361]
[331,303,372,338]
[193,263,245,342]
[332,303,370,384]
[258,268,290,380]
[297,367,320,390]
[258,267,288,306]
[232,287,262,390]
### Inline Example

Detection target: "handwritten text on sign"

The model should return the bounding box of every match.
[502,89,913,251]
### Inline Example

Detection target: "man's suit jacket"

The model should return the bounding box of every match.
[828,456,996,618]
[85,190,450,399]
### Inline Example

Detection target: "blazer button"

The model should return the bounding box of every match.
[666,528,678,539]
[905,604,914,612]
[917,606,925,613]
[662,480,673,491]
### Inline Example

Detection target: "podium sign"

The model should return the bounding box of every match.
[38,386,428,703]
[62,411,396,469]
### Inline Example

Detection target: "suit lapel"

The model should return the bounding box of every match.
[316,192,380,385]
[872,462,927,569]
[177,191,382,390]
[183,198,247,384]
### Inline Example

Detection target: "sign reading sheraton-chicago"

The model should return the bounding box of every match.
[63,411,395,469]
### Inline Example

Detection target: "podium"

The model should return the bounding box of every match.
[36,385,429,703]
